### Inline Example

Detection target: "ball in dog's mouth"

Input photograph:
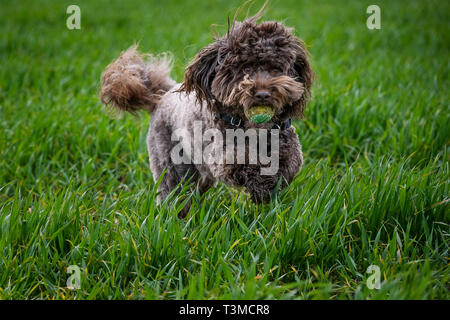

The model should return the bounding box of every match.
[244,106,275,124]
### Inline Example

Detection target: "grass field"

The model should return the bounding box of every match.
[0,0,449,299]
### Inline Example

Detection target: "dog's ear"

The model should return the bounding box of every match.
[289,39,314,118]
[179,42,219,106]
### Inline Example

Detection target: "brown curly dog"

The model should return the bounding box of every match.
[100,9,314,218]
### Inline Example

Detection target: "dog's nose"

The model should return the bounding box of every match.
[255,90,271,101]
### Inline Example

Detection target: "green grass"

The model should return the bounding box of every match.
[0,0,449,299]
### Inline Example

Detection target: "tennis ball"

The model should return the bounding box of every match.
[244,106,275,124]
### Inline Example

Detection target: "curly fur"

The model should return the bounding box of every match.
[180,14,314,120]
[99,11,314,218]
[100,45,175,114]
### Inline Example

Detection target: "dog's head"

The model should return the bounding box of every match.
[180,15,314,123]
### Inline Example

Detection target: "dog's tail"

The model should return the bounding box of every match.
[100,45,176,114]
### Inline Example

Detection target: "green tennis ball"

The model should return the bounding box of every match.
[250,113,272,124]
[245,106,275,124]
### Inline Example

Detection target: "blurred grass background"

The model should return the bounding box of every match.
[0,0,448,299]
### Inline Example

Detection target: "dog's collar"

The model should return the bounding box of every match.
[212,99,292,131]
[217,113,292,131]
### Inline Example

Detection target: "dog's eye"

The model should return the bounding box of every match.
[270,68,282,76]
[243,67,251,74]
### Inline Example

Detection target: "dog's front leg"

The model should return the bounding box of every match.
[147,118,201,218]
